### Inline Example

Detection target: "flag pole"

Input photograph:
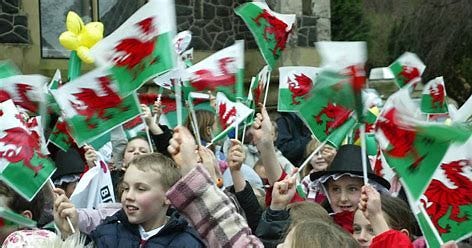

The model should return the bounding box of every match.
[174,79,182,126]
[153,87,164,124]
[262,68,271,107]
[187,99,202,147]
[297,139,328,175]
[360,123,369,185]
[234,122,239,141]
[48,179,76,234]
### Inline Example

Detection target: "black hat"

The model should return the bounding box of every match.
[51,148,85,180]
[310,144,390,189]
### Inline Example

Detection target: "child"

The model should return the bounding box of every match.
[300,139,337,203]
[277,220,360,248]
[353,185,416,248]
[54,153,204,247]
[309,144,390,233]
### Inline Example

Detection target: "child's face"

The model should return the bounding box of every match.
[326,175,363,213]
[353,209,374,247]
[123,139,151,168]
[121,165,168,231]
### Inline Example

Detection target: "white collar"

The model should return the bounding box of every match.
[138,224,164,241]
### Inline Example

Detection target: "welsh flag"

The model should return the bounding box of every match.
[315,41,367,121]
[0,207,37,228]
[48,117,76,152]
[51,68,141,146]
[184,40,244,100]
[248,65,271,106]
[0,74,49,113]
[326,117,357,148]
[90,0,176,96]
[421,76,448,114]
[375,87,471,201]
[123,116,147,139]
[297,66,365,142]
[417,138,472,246]
[235,2,295,69]
[389,52,426,88]
[212,92,254,143]
[278,66,320,112]
[0,100,56,201]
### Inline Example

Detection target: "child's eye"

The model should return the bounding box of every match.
[349,187,359,192]
[353,226,361,233]
[138,187,147,191]
[368,228,375,235]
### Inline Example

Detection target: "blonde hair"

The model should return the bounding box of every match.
[302,139,321,177]
[185,109,215,143]
[127,153,181,190]
[288,201,331,227]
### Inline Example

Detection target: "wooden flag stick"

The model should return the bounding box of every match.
[360,123,369,185]
[48,179,76,234]
[174,79,183,126]
[262,69,271,107]
[297,139,327,174]
[187,100,202,147]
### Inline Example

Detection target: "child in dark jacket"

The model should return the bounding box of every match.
[54,153,203,247]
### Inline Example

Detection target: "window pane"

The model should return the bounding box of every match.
[40,0,92,59]
[98,0,143,36]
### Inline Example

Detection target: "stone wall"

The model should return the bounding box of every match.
[0,0,30,43]
[175,0,323,51]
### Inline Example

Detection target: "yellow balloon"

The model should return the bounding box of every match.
[66,11,84,35]
[59,31,79,50]
[79,22,104,48]
[76,46,94,64]
[59,11,104,64]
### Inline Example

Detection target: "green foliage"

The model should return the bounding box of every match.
[331,0,370,41]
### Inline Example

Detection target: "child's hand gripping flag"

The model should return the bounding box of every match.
[90,0,177,96]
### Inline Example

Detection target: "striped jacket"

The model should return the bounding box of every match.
[166,165,264,248]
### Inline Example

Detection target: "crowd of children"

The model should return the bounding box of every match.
[1,96,470,248]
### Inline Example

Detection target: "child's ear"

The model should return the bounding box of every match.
[21,210,33,219]
[400,228,410,237]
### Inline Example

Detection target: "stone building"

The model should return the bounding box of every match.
[0,0,331,107]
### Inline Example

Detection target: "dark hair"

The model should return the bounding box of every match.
[0,181,48,223]
[381,195,417,239]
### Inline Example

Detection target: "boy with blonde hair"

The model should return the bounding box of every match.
[54,153,203,247]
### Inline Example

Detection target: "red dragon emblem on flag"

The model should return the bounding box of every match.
[253,9,291,58]
[0,83,39,113]
[0,121,44,175]
[429,83,445,109]
[376,108,426,170]
[398,66,420,85]
[112,17,159,79]
[421,159,472,234]
[70,76,128,129]
[288,73,313,105]
[314,103,351,135]
[191,57,236,91]
[218,102,237,130]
